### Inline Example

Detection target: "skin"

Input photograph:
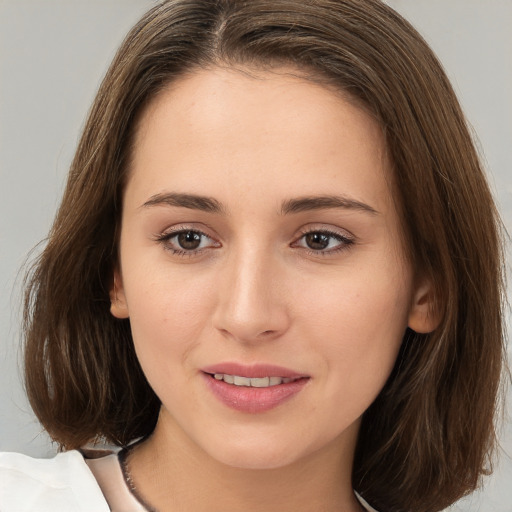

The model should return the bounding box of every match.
[111,66,436,512]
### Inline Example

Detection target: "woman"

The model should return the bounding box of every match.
[0,1,506,511]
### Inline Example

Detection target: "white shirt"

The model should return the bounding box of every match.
[0,451,379,511]
[0,451,109,511]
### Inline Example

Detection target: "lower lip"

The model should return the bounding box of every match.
[202,373,309,413]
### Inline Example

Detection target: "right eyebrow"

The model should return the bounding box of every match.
[280,194,379,216]
[140,192,225,214]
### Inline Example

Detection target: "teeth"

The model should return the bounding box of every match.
[233,375,251,386]
[251,377,270,388]
[213,374,298,387]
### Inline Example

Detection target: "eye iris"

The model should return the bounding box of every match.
[177,231,201,250]
[305,232,330,250]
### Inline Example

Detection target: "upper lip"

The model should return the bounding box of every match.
[201,362,308,379]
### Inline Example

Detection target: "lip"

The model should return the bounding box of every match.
[201,362,307,379]
[201,362,310,414]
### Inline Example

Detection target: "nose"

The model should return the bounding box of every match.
[212,246,290,344]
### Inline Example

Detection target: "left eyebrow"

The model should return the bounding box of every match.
[141,192,225,213]
[280,195,379,215]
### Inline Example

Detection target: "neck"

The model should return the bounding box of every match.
[126,408,365,512]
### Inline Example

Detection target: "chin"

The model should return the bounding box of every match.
[199,429,325,471]
[213,446,303,471]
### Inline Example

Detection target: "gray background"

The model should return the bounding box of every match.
[1,1,511,510]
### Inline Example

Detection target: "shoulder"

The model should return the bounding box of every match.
[0,450,109,512]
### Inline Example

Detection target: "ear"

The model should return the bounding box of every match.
[407,276,441,333]
[110,268,129,319]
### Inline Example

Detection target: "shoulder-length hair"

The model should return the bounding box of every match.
[23,1,506,511]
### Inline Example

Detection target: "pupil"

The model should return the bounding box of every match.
[178,231,201,250]
[306,232,329,250]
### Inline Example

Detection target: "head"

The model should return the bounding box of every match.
[24,1,505,511]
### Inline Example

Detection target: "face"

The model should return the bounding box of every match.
[112,66,434,470]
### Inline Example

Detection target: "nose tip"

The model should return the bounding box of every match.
[213,257,290,344]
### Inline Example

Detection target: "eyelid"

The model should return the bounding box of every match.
[295,223,355,240]
[291,224,356,255]
[154,222,219,240]
[153,224,221,255]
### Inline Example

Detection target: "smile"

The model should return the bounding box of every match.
[211,374,299,387]
[202,366,309,413]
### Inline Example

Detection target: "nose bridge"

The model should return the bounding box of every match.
[214,239,288,342]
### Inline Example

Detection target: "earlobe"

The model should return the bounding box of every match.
[110,269,129,319]
[407,278,441,334]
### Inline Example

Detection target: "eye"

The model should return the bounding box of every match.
[292,229,354,254]
[156,228,220,255]
[175,231,205,250]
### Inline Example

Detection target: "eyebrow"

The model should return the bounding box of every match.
[141,192,224,213]
[280,195,379,215]
[141,192,378,216]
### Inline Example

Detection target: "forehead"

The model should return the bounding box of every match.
[127,66,393,215]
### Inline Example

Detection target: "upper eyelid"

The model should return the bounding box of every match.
[298,227,351,237]
[157,223,217,237]
[295,224,355,239]
[294,230,354,246]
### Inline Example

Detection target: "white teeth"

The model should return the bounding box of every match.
[233,375,251,386]
[212,374,299,387]
[251,377,270,388]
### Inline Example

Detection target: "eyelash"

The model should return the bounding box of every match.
[292,228,355,256]
[154,226,218,257]
[154,226,355,257]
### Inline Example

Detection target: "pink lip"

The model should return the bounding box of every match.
[201,362,309,414]
[201,362,307,379]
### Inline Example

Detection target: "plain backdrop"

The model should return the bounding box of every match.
[1,1,511,510]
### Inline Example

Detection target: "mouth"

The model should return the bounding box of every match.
[201,364,310,413]
[207,373,303,388]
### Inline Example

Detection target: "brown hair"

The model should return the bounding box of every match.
[23,1,506,511]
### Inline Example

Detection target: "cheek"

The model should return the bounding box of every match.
[122,264,217,371]
[297,255,410,333]
[296,258,411,392]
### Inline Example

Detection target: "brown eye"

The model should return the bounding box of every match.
[305,232,331,250]
[177,231,202,250]
[292,229,354,254]
[157,228,220,255]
